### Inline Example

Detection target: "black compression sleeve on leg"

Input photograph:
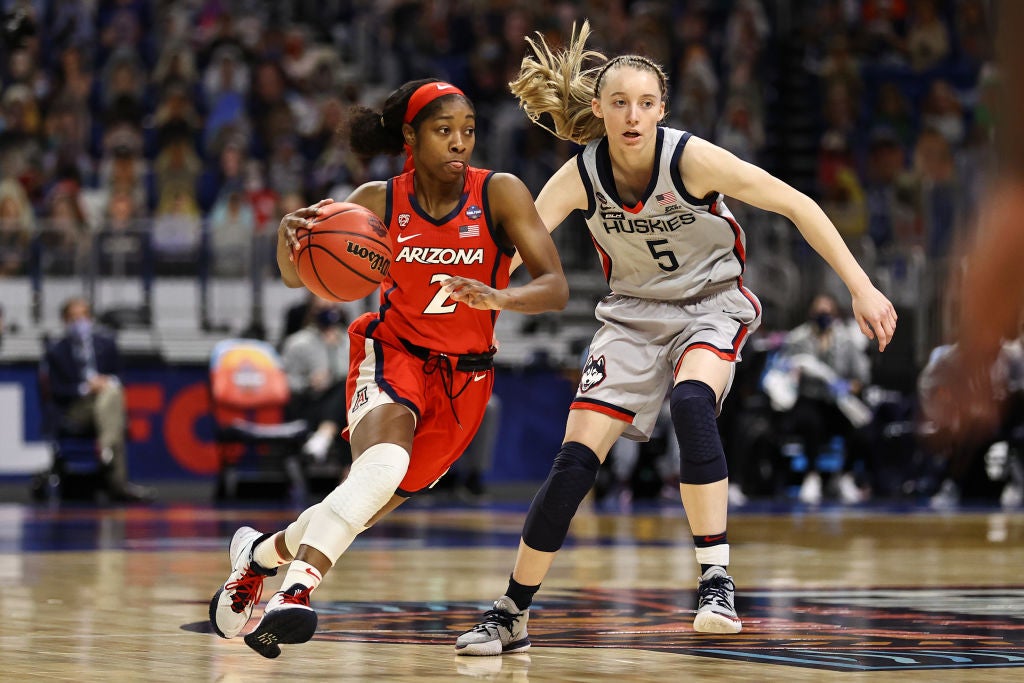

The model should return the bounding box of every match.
[521,441,601,552]
[672,379,728,485]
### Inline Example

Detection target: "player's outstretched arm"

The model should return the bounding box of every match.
[680,136,897,351]
[444,173,568,313]
[507,158,587,273]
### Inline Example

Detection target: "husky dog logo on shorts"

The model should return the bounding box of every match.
[579,355,607,392]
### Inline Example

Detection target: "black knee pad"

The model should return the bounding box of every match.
[521,441,601,552]
[671,380,728,485]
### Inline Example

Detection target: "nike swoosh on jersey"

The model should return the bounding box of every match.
[473,373,487,382]
[396,233,422,243]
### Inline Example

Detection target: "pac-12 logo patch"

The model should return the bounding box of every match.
[397,213,411,227]
[580,355,606,392]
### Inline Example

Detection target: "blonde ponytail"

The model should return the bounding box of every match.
[508,21,609,145]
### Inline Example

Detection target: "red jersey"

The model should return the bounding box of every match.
[370,167,513,355]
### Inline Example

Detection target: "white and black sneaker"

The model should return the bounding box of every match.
[693,566,742,634]
[244,583,318,659]
[209,526,278,638]
[455,596,530,656]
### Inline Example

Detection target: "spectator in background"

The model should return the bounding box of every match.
[244,159,279,236]
[864,127,906,252]
[41,180,88,275]
[155,133,201,208]
[906,0,950,72]
[919,337,1024,509]
[954,0,992,69]
[151,41,199,95]
[41,297,153,503]
[94,126,151,213]
[198,139,246,212]
[41,95,93,186]
[152,81,202,152]
[670,44,719,140]
[778,294,873,505]
[207,187,254,277]
[818,131,869,258]
[280,297,350,464]
[872,81,915,150]
[99,48,147,128]
[151,185,201,271]
[52,44,94,107]
[267,135,306,198]
[920,80,965,148]
[97,187,143,276]
[716,96,764,165]
[911,127,958,261]
[0,177,34,276]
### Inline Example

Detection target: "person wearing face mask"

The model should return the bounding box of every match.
[778,293,873,505]
[41,297,153,503]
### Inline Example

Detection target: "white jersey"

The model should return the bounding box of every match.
[577,127,747,301]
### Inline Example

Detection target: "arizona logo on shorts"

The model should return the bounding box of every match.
[353,386,369,410]
[580,355,606,392]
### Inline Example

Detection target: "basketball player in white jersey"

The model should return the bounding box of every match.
[456,22,897,655]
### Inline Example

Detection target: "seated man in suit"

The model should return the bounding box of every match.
[42,297,153,502]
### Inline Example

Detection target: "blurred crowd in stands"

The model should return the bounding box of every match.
[2,0,1019,506]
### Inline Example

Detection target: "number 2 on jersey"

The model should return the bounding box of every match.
[646,238,680,272]
[423,273,457,314]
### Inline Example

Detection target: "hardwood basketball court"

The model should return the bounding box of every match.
[2,497,1022,681]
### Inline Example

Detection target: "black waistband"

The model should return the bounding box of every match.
[399,338,495,372]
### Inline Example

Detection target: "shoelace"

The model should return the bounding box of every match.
[226,567,265,613]
[471,607,519,634]
[422,353,472,425]
[280,585,314,606]
[698,574,736,608]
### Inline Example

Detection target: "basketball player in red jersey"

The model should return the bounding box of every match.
[208,78,568,658]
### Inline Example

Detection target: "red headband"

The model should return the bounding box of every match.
[403,81,465,124]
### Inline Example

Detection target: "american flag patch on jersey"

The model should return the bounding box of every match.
[656,191,677,206]
[459,224,480,238]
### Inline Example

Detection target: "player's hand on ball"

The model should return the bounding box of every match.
[280,198,334,251]
[443,276,504,310]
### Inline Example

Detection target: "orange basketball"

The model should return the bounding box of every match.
[292,202,393,302]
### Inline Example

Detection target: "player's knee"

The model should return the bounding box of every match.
[324,443,410,528]
[671,380,728,485]
[521,441,601,552]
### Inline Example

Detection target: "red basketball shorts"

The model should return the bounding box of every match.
[345,312,494,495]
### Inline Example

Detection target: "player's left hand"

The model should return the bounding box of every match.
[852,286,898,352]
[442,276,504,310]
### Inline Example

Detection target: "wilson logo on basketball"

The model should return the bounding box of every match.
[346,241,391,276]
[394,246,484,265]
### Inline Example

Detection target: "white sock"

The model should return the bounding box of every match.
[252,532,289,568]
[280,560,323,593]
